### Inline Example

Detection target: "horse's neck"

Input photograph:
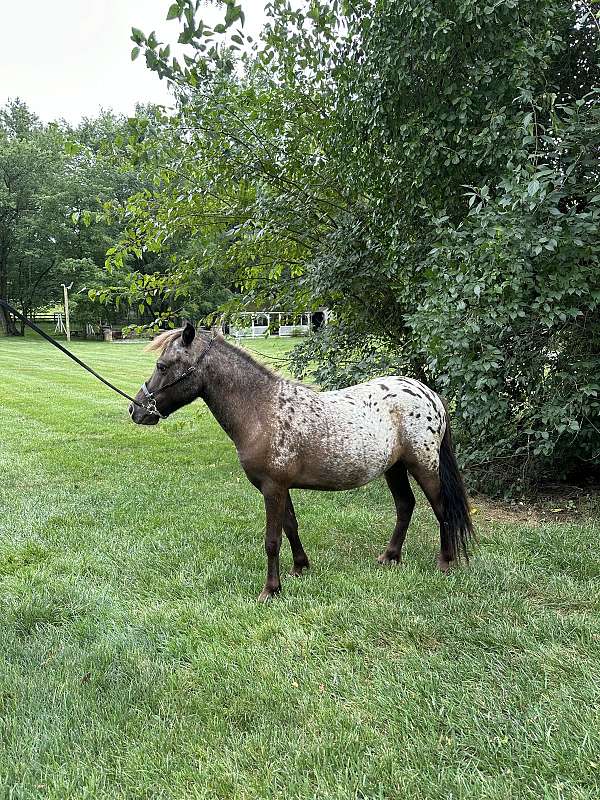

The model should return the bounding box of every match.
[200,340,277,446]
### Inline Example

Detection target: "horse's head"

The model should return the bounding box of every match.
[130,321,206,425]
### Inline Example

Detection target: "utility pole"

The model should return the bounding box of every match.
[61,282,73,342]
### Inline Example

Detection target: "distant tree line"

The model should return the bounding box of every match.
[0,99,230,336]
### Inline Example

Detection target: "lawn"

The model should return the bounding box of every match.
[0,335,599,800]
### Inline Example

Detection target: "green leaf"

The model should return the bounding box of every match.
[224,3,242,26]
[167,2,181,20]
[131,46,140,61]
[131,27,145,44]
[64,140,80,155]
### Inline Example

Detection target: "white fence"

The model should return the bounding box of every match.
[229,312,315,339]
[230,324,269,339]
[278,324,310,337]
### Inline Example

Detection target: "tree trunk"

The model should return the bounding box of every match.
[0,250,20,334]
[0,302,18,336]
[0,258,18,335]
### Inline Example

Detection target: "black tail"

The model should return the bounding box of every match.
[439,418,474,561]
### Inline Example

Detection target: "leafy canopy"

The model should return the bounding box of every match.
[118,0,599,492]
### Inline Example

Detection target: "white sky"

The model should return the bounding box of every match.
[0,0,267,124]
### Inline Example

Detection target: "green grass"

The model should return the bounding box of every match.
[1,335,599,800]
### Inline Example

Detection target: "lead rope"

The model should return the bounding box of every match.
[1,299,154,413]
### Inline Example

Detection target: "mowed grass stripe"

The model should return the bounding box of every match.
[0,336,599,799]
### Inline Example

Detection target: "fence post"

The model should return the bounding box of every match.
[61,283,72,342]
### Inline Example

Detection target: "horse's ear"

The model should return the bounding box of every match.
[181,321,196,347]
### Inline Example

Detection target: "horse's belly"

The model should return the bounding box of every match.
[295,409,395,489]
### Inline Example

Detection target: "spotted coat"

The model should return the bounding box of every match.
[268,376,447,489]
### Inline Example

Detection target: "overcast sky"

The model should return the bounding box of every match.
[0,0,267,124]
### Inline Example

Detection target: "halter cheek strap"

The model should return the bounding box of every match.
[140,365,196,419]
[140,381,167,419]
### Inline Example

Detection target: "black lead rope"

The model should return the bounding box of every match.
[0,299,145,409]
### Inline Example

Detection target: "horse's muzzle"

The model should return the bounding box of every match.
[129,400,160,425]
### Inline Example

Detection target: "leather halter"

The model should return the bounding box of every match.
[140,335,217,418]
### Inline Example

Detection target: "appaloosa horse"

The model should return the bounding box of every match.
[130,323,474,601]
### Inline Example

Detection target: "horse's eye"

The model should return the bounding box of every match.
[157,362,167,373]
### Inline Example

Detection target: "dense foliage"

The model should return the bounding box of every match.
[118,0,599,491]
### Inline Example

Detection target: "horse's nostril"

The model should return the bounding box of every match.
[128,403,134,416]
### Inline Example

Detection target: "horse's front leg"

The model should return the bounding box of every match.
[258,488,287,602]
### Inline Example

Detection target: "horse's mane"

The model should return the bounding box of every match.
[144,328,184,354]
[144,328,282,381]
[225,339,279,379]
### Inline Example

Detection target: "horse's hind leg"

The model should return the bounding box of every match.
[284,492,310,576]
[408,464,452,572]
[378,462,415,564]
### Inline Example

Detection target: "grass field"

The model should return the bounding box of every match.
[1,335,599,799]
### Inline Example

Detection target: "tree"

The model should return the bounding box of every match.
[0,100,56,334]
[112,0,599,491]
[0,103,160,334]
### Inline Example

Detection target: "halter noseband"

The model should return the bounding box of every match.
[140,335,217,419]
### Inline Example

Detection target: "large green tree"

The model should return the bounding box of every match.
[0,103,125,333]
[0,101,62,334]
[0,103,174,334]
[114,0,599,491]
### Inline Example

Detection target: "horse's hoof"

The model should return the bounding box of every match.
[377,553,401,565]
[436,555,452,573]
[257,586,280,603]
[289,562,310,577]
